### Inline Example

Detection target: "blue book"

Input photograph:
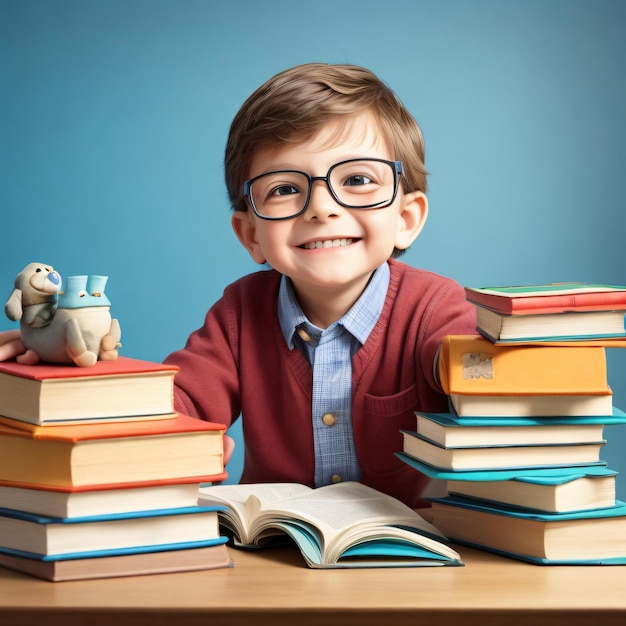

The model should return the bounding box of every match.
[429,496,626,565]
[0,538,231,581]
[396,452,613,482]
[0,505,226,558]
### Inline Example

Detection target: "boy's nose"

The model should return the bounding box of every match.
[303,180,341,221]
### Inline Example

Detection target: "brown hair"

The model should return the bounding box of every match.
[224,63,427,213]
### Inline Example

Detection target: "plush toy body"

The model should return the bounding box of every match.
[5,263,121,367]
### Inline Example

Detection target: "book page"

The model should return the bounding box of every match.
[250,482,444,541]
[198,483,312,543]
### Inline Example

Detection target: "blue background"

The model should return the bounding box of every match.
[2,0,625,496]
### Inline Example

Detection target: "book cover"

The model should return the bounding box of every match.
[0,413,226,488]
[465,283,626,315]
[0,356,179,424]
[0,540,232,581]
[439,335,610,396]
[430,495,626,564]
[0,505,226,557]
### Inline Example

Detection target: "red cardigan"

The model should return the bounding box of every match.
[165,259,476,508]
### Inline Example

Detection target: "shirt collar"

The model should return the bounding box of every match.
[278,262,390,349]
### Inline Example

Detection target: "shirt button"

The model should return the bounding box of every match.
[296,327,312,342]
[322,413,335,426]
[331,474,342,483]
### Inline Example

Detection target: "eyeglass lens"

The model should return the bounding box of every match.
[249,159,398,219]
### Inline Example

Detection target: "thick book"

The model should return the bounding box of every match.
[0,413,225,488]
[198,481,462,569]
[474,304,626,343]
[0,540,231,581]
[0,357,179,425]
[402,435,618,513]
[414,410,626,448]
[465,283,626,315]
[0,505,225,557]
[401,430,605,471]
[430,495,626,564]
[446,471,617,513]
[0,480,206,519]
[438,335,613,417]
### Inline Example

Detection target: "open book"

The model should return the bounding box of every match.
[198,481,462,569]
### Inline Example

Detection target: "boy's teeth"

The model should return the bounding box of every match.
[304,238,353,250]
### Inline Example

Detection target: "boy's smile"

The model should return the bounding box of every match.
[232,111,428,327]
[300,238,355,250]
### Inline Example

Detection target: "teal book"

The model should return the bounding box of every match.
[430,495,626,565]
[401,430,605,472]
[445,469,618,514]
[0,538,231,581]
[0,505,226,557]
[415,408,626,448]
[396,451,613,482]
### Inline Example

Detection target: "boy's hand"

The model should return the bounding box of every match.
[223,434,235,465]
[0,330,26,361]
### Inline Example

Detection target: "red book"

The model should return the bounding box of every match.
[0,356,179,425]
[465,283,626,315]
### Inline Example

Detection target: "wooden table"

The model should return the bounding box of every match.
[1,543,625,626]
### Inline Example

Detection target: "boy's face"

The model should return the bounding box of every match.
[232,111,428,324]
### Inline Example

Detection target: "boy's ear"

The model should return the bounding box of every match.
[231,211,267,264]
[395,191,428,251]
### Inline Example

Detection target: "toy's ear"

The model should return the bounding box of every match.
[5,289,23,321]
[231,211,267,265]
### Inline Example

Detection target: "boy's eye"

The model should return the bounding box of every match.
[270,184,301,197]
[343,174,373,187]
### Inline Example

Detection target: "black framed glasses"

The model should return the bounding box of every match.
[243,158,404,221]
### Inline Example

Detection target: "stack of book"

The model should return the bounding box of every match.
[398,282,626,565]
[464,282,626,344]
[0,356,231,581]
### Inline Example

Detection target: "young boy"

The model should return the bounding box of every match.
[162,63,477,507]
[0,64,475,507]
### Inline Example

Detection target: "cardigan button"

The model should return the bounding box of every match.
[331,474,342,483]
[322,413,335,426]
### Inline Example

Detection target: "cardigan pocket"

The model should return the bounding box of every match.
[361,384,418,473]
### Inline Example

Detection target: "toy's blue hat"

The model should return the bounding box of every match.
[58,275,111,308]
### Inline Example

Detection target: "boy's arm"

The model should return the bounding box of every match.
[163,288,242,430]
[422,279,477,394]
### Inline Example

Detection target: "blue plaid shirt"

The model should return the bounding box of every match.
[278,262,390,487]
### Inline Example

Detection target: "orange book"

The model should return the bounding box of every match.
[439,335,612,417]
[0,413,226,488]
[0,356,179,425]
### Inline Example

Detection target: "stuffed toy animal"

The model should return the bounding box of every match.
[5,262,121,367]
